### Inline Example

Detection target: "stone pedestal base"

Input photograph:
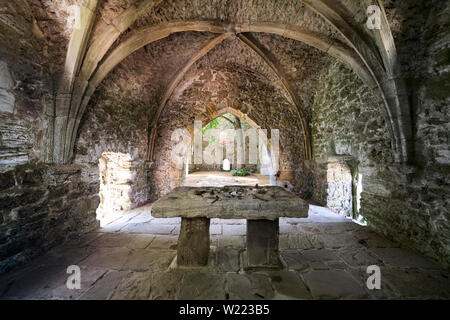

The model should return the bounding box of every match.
[245,219,282,270]
[177,217,210,267]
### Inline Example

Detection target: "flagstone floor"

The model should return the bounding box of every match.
[0,204,449,300]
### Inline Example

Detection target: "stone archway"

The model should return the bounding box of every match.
[167,106,279,189]
[97,152,134,223]
[53,3,413,165]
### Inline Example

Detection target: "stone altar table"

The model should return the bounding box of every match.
[151,186,309,269]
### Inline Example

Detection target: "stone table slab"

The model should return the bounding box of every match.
[151,186,309,220]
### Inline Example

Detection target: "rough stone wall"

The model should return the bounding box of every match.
[0,0,104,273]
[73,84,151,213]
[0,59,52,172]
[312,50,449,268]
[0,58,103,273]
[1,30,157,273]
[311,58,392,205]
[0,164,99,273]
[379,0,449,268]
[0,0,69,76]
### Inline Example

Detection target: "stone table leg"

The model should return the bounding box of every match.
[245,219,282,269]
[177,217,210,267]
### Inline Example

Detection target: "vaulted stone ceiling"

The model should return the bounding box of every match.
[96,31,329,123]
[0,0,416,164]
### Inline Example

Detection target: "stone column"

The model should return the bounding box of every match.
[177,217,210,267]
[246,219,281,269]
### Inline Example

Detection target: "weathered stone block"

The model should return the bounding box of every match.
[246,219,281,269]
[177,217,210,267]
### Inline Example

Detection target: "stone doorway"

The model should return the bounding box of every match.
[325,158,353,216]
[182,112,276,188]
[97,152,134,225]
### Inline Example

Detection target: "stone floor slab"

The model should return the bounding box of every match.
[215,247,240,272]
[337,248,384,267]
[110,271,153,300]
[281,233,324,250]
[0,265,75,299]
[346,266,398,299]
[147,235,178,249]
[246,272,275,300]
[301,249,341,262]
[177,272,226,300]
[280,250,309,271]
[148,270,185,299]
[123,249,176,272]
[353,229,401,248]
[302,270,369,299]
[317,222,360,234]
[225,273,256,300]
[78,270,129,300]
[225,273,275,300]
[319,233,361,249]
[381,268,450,299]
[266,270,312,299]
[100,213,140,232]
[64,232,104,248]
[78,247,132,270]
[120,223,175,234]
[90,233,155,249]
[150,217,181,225]
[48,267,108,300]
[369,248,441,269]
[31,244,96,268]
[127,213,153,224]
